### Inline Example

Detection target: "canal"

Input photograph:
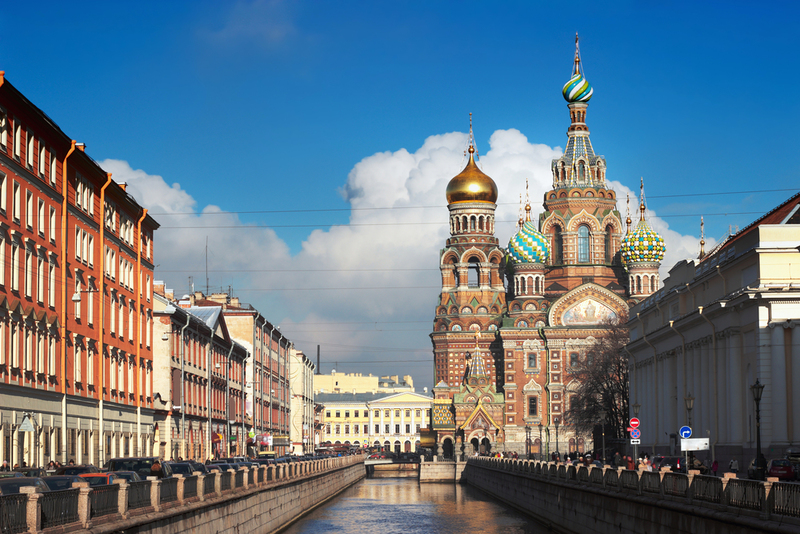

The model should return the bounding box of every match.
[280,477,552,533]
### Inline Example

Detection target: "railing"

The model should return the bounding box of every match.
[90,484,120,518]
[128,480,151,510]
[161,477,179,503]
[620,469,639,491]
[0,493,30,534]
[41,488,80,527]
[248,469,255,485]
[0,455,365,532]
[692,475,722,504]
[772,482,800,517]
[183,476,198,500]
[221,472,232,491]
[726,478,763,510]
[662,472,688,497]
[640,471,661,494]
[203,473,217,495]
[467,457,800,524]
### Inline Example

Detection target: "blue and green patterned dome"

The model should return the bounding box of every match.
[621,220,665,264]
[562,72,593,103]
[508,221,550,264]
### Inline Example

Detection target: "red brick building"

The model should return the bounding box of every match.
[0,71,159,467]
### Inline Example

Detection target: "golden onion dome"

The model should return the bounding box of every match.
[445,146,498,204]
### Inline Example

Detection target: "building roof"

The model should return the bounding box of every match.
[315,392,393,403]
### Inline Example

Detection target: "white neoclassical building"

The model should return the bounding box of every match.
[625,193,800,467]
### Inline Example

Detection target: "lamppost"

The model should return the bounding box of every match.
[632,402,641,463]
[554,418,560,460]
[751,379,765,481]
[537,423,543,461]
[684,393,694,471]
[599,409,606,465]
[525,424,531,460]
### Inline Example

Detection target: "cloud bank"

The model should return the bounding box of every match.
[102,128,705,389]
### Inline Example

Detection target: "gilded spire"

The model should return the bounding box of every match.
[699,216,706,259]
[626,193,632,234]
[467,111,476,156]
[573,32,581,76]
[524,177,531,222]
[518,194,524,229]
[446,113,498,204]
[639,177,647,222]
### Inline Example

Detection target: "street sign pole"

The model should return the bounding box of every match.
[629,418,640,460]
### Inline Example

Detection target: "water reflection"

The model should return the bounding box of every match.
[280,478,550,534]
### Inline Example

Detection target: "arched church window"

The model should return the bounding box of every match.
[578,225,590,263]
[605,225,613,264]
[468,257,479,287]
[470,216,476,231]
[552,226,563,265]
[578,162,586,181]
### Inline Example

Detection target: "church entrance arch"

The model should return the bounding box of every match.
[442,438,454,459]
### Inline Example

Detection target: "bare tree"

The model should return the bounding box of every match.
[563,316,629,444]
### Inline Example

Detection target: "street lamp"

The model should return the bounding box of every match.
[537,423,543,461]
[751,379,765,481]
[525,424,531,460]
[684,393,694,427]
[598,409,606,465]
[554,418,560,460]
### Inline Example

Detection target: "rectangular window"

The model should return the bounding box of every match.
[12,181,20,221]
[0,108,6,148]
[25,191,33,229]
[405,424,410,434]
[24,249,32,297]
[110,296,116,333]
[354,410,359,418]
[87,280,94,325]
[37,200,44,236]
[50,151,56,185]
[13,119,21,159]
[528,396,538,416]
[374,424,379,433]
[88,235,94,266]
[384,424,389,434]
[374,410,379,418]
[49,207,56,242]
[0,173,6,213]
[26,130,34,168]
[36,257,43,303]
[74,345,82,383]
[345,411,350,418]
[48,261,55,307]
[394,424,400,434]
[335,411,340,418]
[0,236,5,287]
[415,409,421,417]
[75,227,81,261]
[74,279,81,319]
[38,142,45,176]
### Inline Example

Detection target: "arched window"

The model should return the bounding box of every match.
[578,225,590,263]
[552,226,563,265]
[578,162,586,181]
[605,225,613,263]
[468,257,480,287]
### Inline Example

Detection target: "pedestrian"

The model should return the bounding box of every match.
[626,456,634,470]
[613,452,621,468]
[150,461,164,479]
[712,460,718,476]
[0,461,9,472]
[729,458,739,474]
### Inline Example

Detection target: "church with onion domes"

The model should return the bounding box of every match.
[430,36,666,458]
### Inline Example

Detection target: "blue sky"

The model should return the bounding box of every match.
[2,1,798,390]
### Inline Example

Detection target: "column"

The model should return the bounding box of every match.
[727,332,743,443]
[770,324,788,444]
[790,325,800,444]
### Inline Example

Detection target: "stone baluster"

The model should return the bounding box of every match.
[147,477,162,512]
[73,480,92,528]
[214,471,222,496]
[21,486,42,533]
[114,479,129,518]
[242,467,249,490]
[719,472,735,506]
[686,469,699,504]
[174,473,185,503]
[197,473,206,502]
[764,477,778,518]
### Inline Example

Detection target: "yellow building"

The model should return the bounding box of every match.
[314,371,414,395]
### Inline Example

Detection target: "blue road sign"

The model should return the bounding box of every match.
[630,428,641,439]
[679,426,692,439]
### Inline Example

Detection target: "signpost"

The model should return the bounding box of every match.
[629,418,641,460]
[679,426,692,471]
[680,438,709,451]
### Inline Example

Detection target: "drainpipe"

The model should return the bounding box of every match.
[715,266,727,297]
[668,320,686,456]
[226,342,234,458]
[97,173,112,466]
[539,327,551,458]
[698,306,720,463]
[135,208,146,452]
[638,312,659,455]
[59,140,78,463]
[179,313,190,459]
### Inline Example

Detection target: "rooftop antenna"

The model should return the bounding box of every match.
[205,236,209,295]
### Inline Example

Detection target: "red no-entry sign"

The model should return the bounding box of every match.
[629,418,640,429]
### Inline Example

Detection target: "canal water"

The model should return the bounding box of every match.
[280,477,551,534]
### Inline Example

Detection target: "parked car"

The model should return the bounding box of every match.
[54,465,99,476]
[79,473,120,487]
[104,457,172,479]
[14,467,46,478]
[188,461,208,474]
[206,463,234,473]
[767,459,795,481]
[0,477,50,495]
[42,475,83,491]
[657,456,685,473]
[167,462,195,476]
[110,471,142,483]
[0,471,24,479]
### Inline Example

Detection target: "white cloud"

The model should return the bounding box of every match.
[101,129,707,390]
[200,0,297,49]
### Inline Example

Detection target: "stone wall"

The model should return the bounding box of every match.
[419,458,466,483]
[463,458,800,534]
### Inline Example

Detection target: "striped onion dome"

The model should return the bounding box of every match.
[508,221,550,264]
[562,72,593,103]
[620,219,665,264]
